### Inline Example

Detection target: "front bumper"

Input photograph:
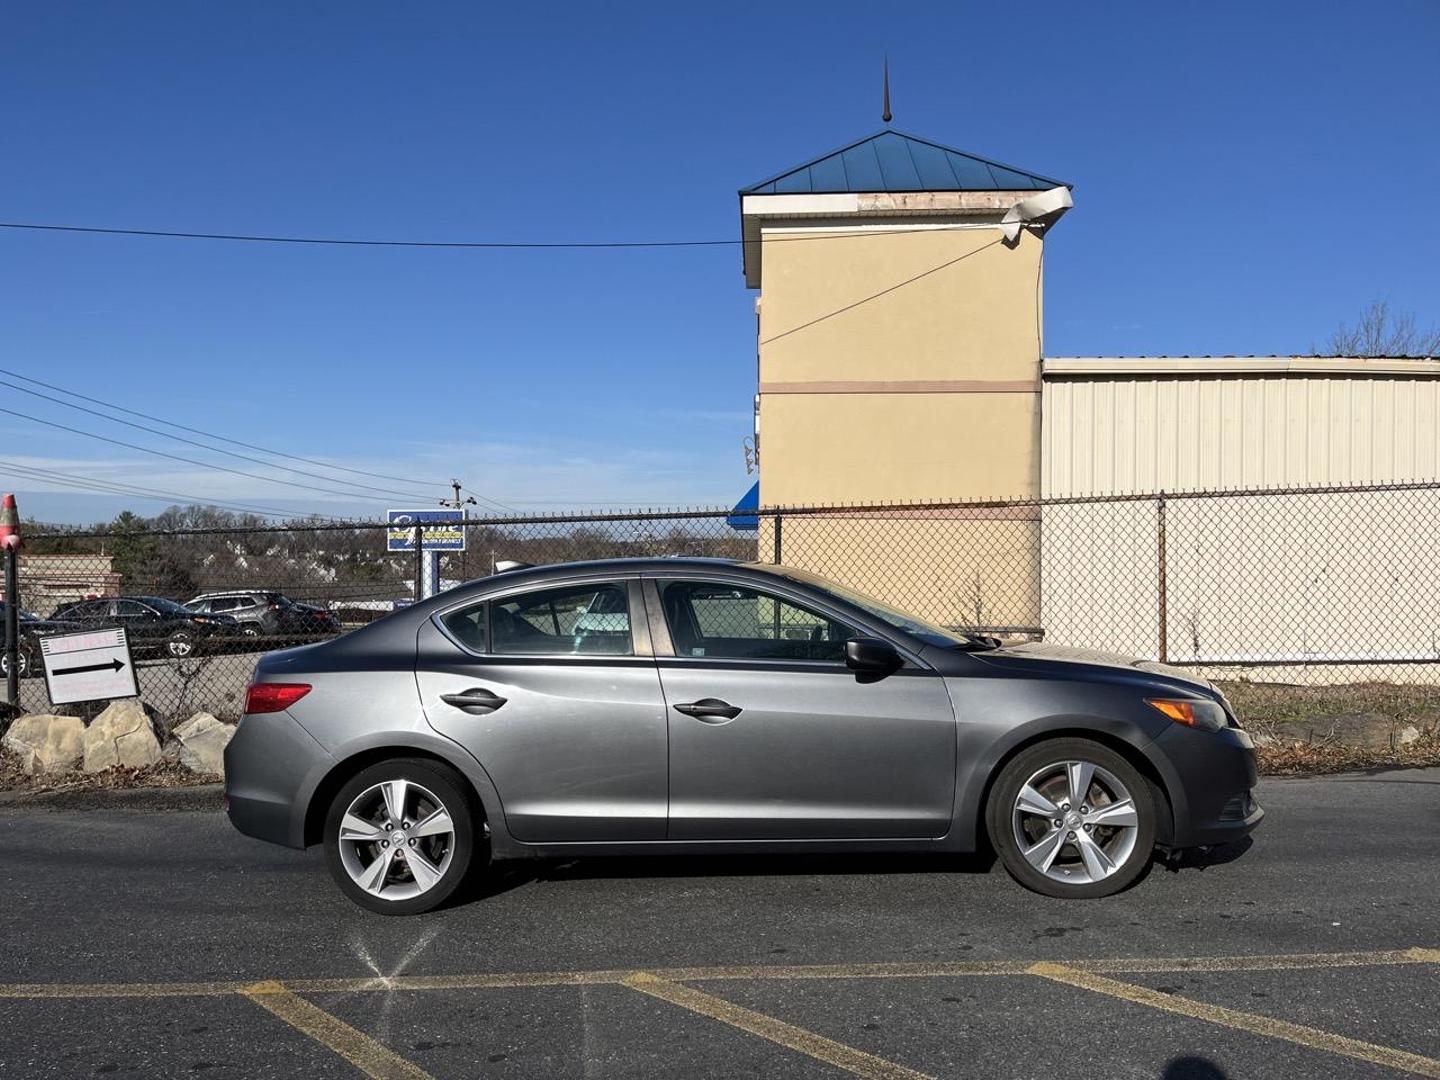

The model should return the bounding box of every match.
[223,710,334,848]
[1151,723,1265,848]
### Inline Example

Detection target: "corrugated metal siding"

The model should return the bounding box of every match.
[1042,375,1440,496]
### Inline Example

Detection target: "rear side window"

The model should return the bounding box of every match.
[440,582,635,657]
[440,602,487,652]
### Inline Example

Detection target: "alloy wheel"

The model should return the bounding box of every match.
[1011,760,1140,884]
[336,779,455,901]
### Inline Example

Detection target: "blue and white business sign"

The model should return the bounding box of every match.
[386,510,467,552]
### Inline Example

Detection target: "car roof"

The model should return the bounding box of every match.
[480,556,744,584]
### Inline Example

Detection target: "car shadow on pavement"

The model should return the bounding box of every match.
[1163,1056,1229,1079]
[1159,837,1254,874]
[462,850,999,903]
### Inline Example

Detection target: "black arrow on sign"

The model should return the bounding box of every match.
[53,658,126,677]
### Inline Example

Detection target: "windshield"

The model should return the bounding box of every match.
[755,565,993,649]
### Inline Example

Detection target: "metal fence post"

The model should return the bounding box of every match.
[413,523,424,604]
[4,546,18,709]
[772,512,783,565]
[1156,492,1168,663]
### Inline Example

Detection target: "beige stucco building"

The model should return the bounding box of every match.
[741,129,1440,658]
[741,130,1072,630]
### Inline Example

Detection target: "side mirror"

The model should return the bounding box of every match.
[845,636,902,679]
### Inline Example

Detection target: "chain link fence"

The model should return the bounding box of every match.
[6,480,1439,729]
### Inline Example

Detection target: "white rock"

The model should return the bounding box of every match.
[1397,724,1421,746]
[2,714,85,774]
[172,711,233,776]
[82,699,161,772]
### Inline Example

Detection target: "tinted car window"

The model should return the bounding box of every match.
[115,600,150,617]
[185,600,210,613]
[490,582,633,656]
[660,580,854,662]
[209,597,239,612]
[439,601,487,653]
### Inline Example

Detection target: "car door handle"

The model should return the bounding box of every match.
[440,688,508,715]
[673,698,742,722]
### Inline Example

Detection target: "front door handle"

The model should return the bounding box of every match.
[673,698,742,722]
[440,688,508,715]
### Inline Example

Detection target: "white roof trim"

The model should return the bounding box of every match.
[1043,357,1440,377]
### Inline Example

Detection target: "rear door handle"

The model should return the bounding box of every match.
[673,698,742,722]
[440,688,508,715]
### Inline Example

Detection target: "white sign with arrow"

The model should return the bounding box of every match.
[40,627,140,706]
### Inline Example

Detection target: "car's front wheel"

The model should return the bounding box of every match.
[323,759,476,915]
[986,738,1156,899]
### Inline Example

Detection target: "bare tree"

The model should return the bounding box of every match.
[1320,299,1440,358]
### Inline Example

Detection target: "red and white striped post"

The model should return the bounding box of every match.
[1,494,23,709]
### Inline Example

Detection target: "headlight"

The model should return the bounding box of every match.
[1146,698,1228,733]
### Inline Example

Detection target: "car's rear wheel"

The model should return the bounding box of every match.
[167,630,196,658]
[986,738,1156,899]
[324,759,476,915]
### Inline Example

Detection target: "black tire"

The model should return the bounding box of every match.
[985,737,1157,899]
[323,758,478,915]
[166,630,196,658]
[1,641,33,679]
[241,625,261,638]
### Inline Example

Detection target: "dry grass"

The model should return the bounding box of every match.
[0,748,218,794]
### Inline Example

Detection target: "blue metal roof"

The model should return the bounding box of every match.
[741,130,1069,195]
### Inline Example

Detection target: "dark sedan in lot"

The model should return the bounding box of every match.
[225,557,1263,915]
[49,596,241,658]
[0,602,85,678]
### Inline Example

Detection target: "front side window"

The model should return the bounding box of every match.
[478,581,634,657]
[659,580,854,662]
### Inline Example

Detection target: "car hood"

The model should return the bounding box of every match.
[970,642,1220,695]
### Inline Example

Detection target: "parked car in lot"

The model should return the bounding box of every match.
[48,596,241,658]
[0,602,85,678]
[226,557,1263,914]
[184,591,340,639]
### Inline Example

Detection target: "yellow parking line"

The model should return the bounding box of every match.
[243,981,435,1080]
[1076,946,1440,975]
[622,972,933,1080]
[1030,963,1440,1078]
[0,946,1435,1000]
[0,980,239,999]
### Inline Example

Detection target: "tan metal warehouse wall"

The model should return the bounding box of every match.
[1038,358,1440,682]
[1041,358,1440,496]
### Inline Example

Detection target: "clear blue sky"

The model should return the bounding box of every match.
[3,1,1437,523]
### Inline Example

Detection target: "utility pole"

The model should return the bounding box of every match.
[438,480,478,587]
[439,480,477,513]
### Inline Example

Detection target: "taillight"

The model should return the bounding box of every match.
[244,682,312,714]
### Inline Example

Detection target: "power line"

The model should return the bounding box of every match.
[0,219,1028,250]
[760,237,1006,345]
[0,377,438,503]
[0,365,456,493]
[0,404,406,503]
[0,459,302,520]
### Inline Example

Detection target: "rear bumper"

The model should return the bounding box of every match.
[1152,724,1265,848]
[223,711,334,849]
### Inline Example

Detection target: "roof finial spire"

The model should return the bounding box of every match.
[882,55,892,124]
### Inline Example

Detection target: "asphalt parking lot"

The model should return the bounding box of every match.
[1,769,1437,1079]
